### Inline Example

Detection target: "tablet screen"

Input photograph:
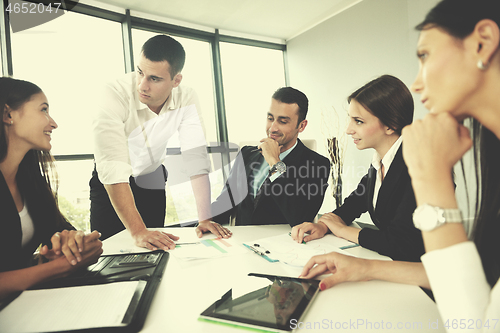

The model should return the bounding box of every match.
[200,273,320,332]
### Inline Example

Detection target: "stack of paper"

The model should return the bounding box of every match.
[0,281,141,333]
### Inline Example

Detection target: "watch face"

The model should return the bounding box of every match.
[414,204,444,231]
[276,162,286,173]
[420,205,437,230]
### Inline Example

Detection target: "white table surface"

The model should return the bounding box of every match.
[103,225,444,332]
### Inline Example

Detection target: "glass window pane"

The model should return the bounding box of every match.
[10,7,124,155]
[131,29,217,145]
[220,43,286,147]
[55,159,95,232]
[164,152,226,224]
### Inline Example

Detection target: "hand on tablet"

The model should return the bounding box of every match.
[299,252,370,290]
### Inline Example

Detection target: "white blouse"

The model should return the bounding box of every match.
[422,241,500,332]
[371,136,403,208]
[19,202,34,248]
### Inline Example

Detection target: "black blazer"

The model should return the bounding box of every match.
[0,170,73,272]
[333,146,424,262]
[212,139,330,227]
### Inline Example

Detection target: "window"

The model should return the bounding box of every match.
[11,8,124,155]
[10,7,124,230]
[4,3,286,228]
[55,160,95,231]
[220,42,286,147]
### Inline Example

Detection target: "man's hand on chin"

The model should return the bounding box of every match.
[258,137,281,166]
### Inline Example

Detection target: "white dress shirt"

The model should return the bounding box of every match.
[422,242,500,332]
[93,72,210,185]
[371,136,402,208]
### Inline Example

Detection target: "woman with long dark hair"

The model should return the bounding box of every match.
[292,75,424,262]
[0,77,102,301]
[301,0,500,326]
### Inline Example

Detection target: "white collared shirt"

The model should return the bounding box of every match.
[93,72,210,185]
[422,242,500,330]
[371,136,403,208]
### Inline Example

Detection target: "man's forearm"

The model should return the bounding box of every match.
[104,183,147,235]
[190,174,212,223]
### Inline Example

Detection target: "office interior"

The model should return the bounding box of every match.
[0,0,475,233]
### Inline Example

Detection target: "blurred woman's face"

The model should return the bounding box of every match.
[411,27,481,121]
[9,92,58,151]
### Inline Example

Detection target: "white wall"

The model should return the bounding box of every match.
[285,0,478,225]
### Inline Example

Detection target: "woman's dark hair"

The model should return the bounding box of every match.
[0,77,42,161]
[416,0,500,39]
[1,77,67,238]
[348,75,414,135]
[416,0,500,287]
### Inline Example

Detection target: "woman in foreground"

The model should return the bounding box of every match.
[0,77,102,301]
[301,0,500,328]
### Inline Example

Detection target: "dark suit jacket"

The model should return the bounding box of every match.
[0,169,73,272]
[333,146,424,262]
[212,139,330,227]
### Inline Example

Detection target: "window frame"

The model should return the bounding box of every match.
[1,0,287,225]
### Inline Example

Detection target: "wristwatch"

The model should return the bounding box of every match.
[269,161,286,176]
[412,204,463,231]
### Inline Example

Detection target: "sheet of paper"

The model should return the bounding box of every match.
[245,233,356,267]
[0,281,140,333]
[172,236,247,260]
[103,227,210,255]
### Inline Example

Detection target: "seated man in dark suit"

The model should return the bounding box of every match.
[211,87,330,227]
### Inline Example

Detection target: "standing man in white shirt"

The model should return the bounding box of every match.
[90,35,231,250]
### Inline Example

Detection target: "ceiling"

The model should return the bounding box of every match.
[88,0,362,41]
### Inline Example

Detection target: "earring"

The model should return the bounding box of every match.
[477,59,490,71]
[10,120,13,125]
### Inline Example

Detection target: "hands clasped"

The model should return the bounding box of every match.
[40,230,103,268]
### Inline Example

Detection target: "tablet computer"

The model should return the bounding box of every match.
[200,273,320,332]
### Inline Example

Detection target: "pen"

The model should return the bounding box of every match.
[247,245,266,256]
[288,232,306,244]
[340,244,360,250]
[243,244,279,262]
[175,242,201,247]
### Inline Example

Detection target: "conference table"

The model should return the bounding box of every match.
[103,225,445,332]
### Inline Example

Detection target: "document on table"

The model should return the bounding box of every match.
[244,233,357,267]
[172,236,247,260]
[0,281,141,333]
